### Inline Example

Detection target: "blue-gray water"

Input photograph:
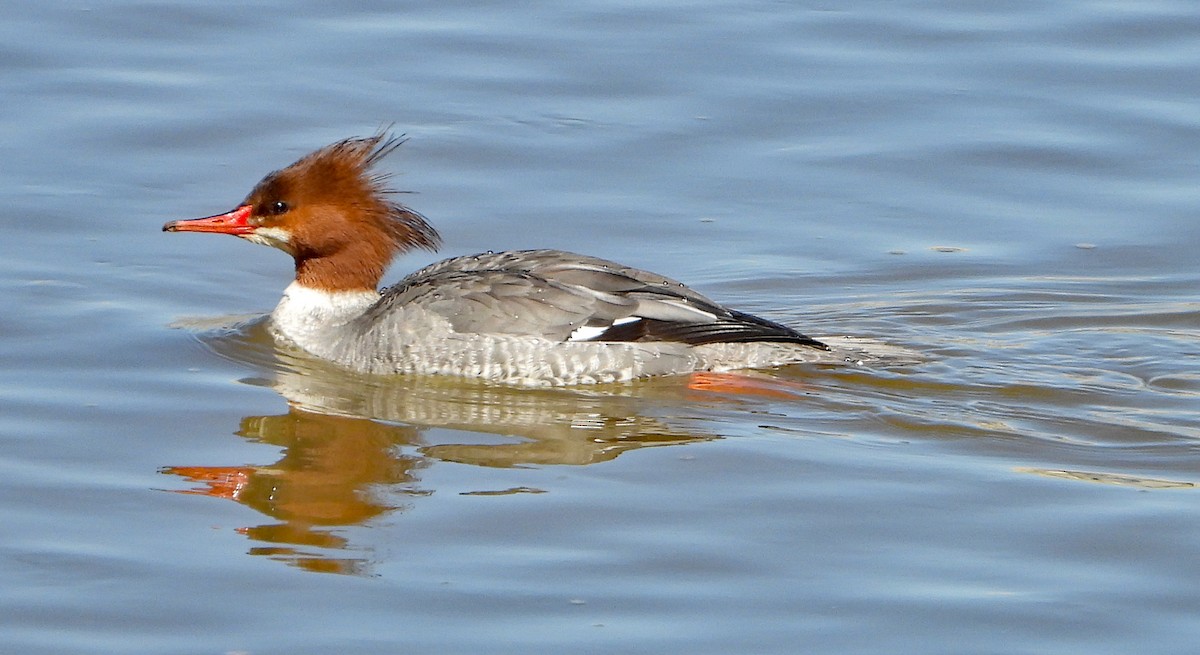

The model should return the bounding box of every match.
[2,1,1199,653]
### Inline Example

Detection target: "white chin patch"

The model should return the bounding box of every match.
[243,227,293,251]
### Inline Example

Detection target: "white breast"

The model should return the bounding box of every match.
[269,282,380,356]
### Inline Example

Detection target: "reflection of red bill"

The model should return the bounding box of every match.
[162,465,255,500]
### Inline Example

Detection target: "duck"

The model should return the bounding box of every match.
[163,132,829,386]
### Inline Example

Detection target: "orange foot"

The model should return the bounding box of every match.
[686,372,813,399]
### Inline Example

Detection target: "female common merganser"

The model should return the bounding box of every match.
[164,133,829,386]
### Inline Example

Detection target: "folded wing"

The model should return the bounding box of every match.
[371,250,828,350]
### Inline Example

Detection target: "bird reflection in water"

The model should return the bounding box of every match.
[160,320,753,575]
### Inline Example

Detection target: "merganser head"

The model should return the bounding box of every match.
[164,132,441,292]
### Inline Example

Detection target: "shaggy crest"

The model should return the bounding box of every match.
[247,132,441,255]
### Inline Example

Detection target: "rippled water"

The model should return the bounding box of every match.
[2,1,1199,653]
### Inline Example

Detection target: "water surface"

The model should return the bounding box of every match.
[2,1,1199,653]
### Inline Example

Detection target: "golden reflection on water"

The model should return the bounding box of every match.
[1015,467,1196,489]
[162,321,726,574]
[164,407,428,575]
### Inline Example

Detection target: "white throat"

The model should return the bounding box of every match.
[269,281,379,354]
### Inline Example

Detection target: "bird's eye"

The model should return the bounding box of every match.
[271,200,289,215]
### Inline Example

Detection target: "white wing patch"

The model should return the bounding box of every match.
[568,316,641,342]
[636,299,717,323]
